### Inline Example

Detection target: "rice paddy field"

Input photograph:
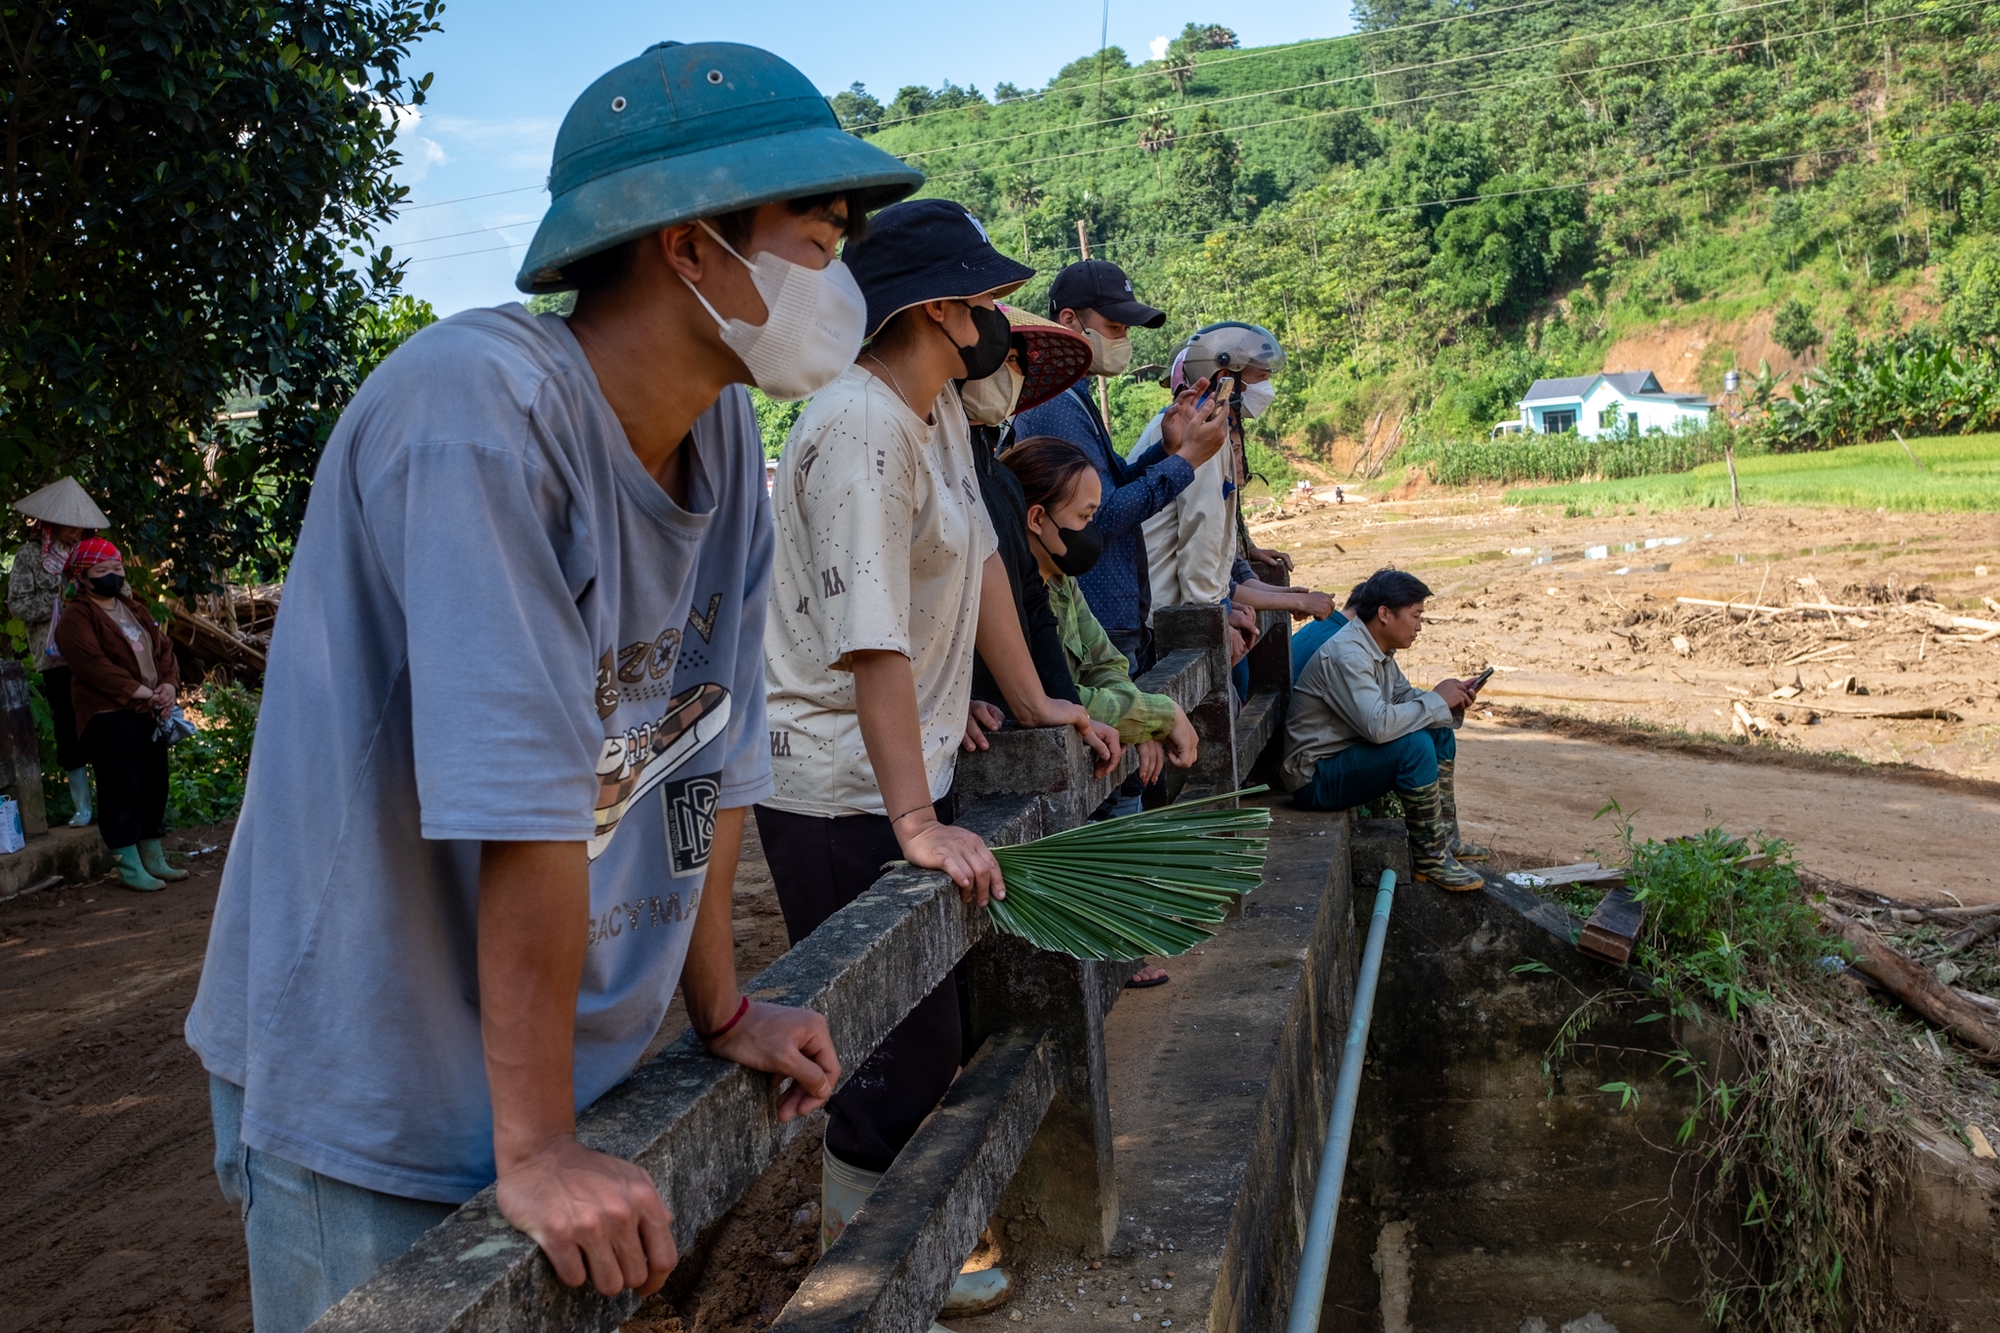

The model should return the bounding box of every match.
[1504,434,2000,513]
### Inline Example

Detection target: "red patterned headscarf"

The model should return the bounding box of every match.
[65,537,121,575]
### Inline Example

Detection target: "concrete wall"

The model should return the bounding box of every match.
[1328,821,1713,1333]
[1208,816,1361,1333]
[1313,819,2000,1333]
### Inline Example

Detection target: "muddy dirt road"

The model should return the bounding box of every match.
[1461,711,2000,905]
[1252,495,2000,781]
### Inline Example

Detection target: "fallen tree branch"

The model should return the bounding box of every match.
[1816,906,2000,1060]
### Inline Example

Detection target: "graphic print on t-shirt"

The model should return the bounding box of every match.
[590,681,731,860]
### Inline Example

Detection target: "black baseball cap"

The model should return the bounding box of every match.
[1047,259,1166,329]
[843,198,1035,338]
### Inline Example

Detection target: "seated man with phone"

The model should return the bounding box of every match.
[1279,569,1490,890]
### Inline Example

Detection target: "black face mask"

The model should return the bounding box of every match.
[1037,519,1104,578]
[88,573,124,597]
[955,303,1012,381]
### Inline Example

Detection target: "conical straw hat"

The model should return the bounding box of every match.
[12,477,109,529]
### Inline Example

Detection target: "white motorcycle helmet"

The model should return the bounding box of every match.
[1174,322,1285,417]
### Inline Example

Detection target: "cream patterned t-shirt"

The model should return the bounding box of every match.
[763,363,997,817]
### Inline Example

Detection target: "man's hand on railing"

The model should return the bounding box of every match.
[1166,704,1199,770]
[706,1000,841,1121]
[961,699,1004,753]
[495,1138,678,1300]
[896,814,1004,907]
[1292,589,1338,620]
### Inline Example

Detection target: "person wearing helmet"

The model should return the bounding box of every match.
[186,43,921,1329]
[1138,325,1340,672]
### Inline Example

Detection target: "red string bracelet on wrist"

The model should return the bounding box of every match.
[698,995,750,1046]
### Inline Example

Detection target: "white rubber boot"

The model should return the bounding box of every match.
[66,768,92,826]
[822,1145,1012,1326]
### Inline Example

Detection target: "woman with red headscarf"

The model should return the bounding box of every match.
[51,538,187,891]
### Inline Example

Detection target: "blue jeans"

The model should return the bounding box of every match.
[1291,727,1456,812]
[210,1077,457,1332]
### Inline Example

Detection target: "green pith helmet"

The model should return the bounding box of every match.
[516,41,924,293]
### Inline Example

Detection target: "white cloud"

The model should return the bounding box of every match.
[428,114,563,171]
[1149,35,1170,60]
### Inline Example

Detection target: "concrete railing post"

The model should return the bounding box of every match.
[962,933,1133,1257]
[1150,605,1236,798]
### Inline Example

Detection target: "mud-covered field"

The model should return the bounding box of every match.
[1253,491,2000,781]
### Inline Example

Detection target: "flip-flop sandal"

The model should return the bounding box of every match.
[1125,971,1170,989]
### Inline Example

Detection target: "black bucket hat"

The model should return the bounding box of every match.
[843,199,1034,338]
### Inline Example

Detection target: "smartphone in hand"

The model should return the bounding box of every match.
[1467,665,1496,692]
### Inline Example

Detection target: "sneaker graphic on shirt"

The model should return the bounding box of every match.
[590,682,731,860]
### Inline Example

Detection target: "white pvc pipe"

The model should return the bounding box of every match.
[1283,868,1397,1333]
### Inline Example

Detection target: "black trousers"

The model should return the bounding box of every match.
[755,798,960,1174]
[80,710,169,848]
[42,665,86,772]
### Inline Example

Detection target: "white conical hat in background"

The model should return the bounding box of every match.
[12,477,109,529]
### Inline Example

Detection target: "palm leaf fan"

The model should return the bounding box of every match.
[987,789,1273,962]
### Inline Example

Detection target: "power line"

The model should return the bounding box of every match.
[398,183,544,212]
[406,239,529,265]
[384,222,533,248]
[925,1,1984,184]
[862,0,1561,135]
[898,0,1804,162]
[383,9,1554,217]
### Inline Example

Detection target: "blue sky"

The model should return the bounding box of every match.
[386,0,1356,314]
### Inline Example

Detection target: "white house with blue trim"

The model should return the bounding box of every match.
[1509,371,1714,438]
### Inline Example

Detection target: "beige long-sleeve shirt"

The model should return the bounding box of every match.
[1140,413,1235,611]
[1280,617,1456,791]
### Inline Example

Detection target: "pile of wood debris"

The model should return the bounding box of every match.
[164,583,280,678]
[1809,876,2000,1073]
[1589,576,2000,731]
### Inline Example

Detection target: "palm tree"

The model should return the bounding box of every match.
[1138,109,1177,184]
[1164,57,1195,98]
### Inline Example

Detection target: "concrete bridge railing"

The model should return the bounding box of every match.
[309,603,1291,1333]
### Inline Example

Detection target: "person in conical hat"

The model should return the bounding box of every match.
[6,477,109,827]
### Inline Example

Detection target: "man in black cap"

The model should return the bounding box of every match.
[1015,260,1227,682]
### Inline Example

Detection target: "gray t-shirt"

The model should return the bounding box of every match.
[185,305,773,1203]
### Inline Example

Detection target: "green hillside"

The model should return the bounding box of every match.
[835,4,2000,471]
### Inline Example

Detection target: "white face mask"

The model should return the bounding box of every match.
[961,362,1024,426]
[1083,327,1133,377]
[680,221,866,401]
[1240,379,1277,418]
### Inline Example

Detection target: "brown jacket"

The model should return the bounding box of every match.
[52,594,181,726]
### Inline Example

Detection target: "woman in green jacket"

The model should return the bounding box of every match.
[1004,434,1199,783]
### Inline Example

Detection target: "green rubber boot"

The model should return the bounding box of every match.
[822,1146,1012,1324]
[139,839,189,882]
[1436,760,1491,861]
[112,845,166,892]
[1402,782,1484,891]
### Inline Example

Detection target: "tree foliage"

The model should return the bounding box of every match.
[1,0,441,590]
[859,0,2000,463]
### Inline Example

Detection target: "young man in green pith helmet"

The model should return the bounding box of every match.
[185,40,921,1332]
[1280,568,1491,890]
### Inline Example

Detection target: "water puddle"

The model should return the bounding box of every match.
[1530,536,1687,567]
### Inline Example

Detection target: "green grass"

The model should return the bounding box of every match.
[1506,434,2000,513]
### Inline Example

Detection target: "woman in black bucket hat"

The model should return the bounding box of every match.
[759,199,1121,1324]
